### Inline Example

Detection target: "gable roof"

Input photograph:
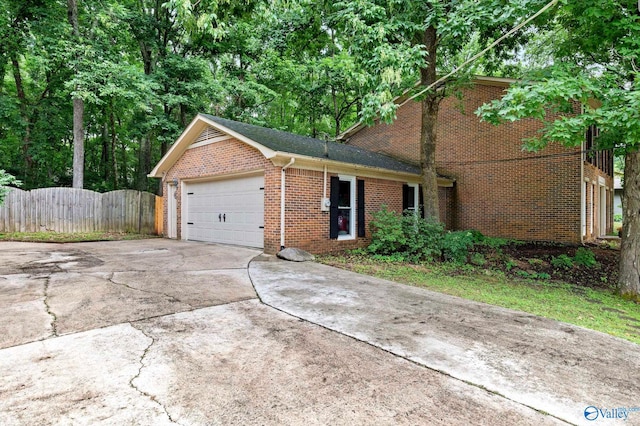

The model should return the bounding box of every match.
[149,113,423,178]
[202,115,420,174]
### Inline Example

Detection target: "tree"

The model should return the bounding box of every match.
[0,170,20,206]
[334,0,551,220]
[68,0,85,189]
[477,0,640,298]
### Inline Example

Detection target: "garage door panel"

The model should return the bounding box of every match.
[185,176,264,248]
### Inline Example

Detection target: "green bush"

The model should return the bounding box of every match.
[402,214,444,261]
[368,206,406,254]
[574,247,599,268]
[470,252,487,266]
[442,231,475,263]
[551,254,574,269]
[368,206,444,262]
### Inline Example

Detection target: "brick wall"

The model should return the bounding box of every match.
[347,83,591,243]
[282,169,405,253]
[161,135,410,254]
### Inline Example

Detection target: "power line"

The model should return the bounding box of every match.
[398,0,560,108]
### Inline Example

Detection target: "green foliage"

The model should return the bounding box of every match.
[470,252,487,266]
[574,247,599,268]
[527,258,545,267]
[368,207,497,264]
[403,214,445,262]
[504,259,517,271]
[368,206,407,254]
[551,254,574,269]
[0,170,21,206]
[441,231,475,263]
[368,206,445,262]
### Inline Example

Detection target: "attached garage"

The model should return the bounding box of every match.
[183,175,264,248]
[150,114,444,254]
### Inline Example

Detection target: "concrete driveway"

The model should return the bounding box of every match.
[0,240,636,425]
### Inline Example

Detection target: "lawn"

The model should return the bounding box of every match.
[318,254,640,345]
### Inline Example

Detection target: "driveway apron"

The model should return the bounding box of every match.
[250,256,640,426]
[0,240,561,425]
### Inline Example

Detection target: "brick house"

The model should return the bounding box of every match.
[150,77,613,254]
[149,114,453,254]
[340,76,614,244]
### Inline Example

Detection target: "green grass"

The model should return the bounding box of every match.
[0,231,159,243]
[318,255,640,345]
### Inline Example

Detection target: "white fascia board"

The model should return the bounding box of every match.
[270,152,455,187]
[148,114,276,178]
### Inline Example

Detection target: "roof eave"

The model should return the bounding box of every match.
[148,114,277,178]
[270,152,455,187]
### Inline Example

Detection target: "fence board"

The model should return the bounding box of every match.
[0,187,157,234]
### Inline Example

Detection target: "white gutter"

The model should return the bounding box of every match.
[280,158,295,249]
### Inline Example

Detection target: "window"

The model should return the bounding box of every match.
[330,175,361,240]
[336,176,355,239]
[403,183,419,213]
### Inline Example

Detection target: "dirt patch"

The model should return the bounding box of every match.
[480,241,619,290]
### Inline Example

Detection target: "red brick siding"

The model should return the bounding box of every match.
[282,169,405,253]
[347,84,597,243]
[161,136,411,254]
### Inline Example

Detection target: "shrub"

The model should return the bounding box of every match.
[551,254,574,269]
[574,247,599,268]
[368,206,444,261]
[442,231,475,263]
[368,206,406,254]
[402,214,444,261]
[470,252,487,266]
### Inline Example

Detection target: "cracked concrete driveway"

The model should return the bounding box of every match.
[0,239,635,425]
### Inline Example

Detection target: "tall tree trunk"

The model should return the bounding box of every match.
[11,55,32,180]
[68,0,84,189]
[619,149,640,299]
[136,135,151,191]
[110,106,118,189]
[419,25,440,221]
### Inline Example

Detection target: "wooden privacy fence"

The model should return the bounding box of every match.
[0,187,159,234]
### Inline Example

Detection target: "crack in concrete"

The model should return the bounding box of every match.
[42,276,58,337]
[246,260,572,425]
[107,273,192,308]
[129,324,179,424]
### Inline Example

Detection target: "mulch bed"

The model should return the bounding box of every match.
[476,241,619,290]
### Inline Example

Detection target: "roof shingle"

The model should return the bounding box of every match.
[202,114,420,175]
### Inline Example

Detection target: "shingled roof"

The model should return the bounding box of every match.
[202,114,420,175]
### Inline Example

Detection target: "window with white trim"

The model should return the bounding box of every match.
[405,183,419,213]
[337,175,355,240]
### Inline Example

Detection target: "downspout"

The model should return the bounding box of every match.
[580,148,585,244]
[280,158,295,250]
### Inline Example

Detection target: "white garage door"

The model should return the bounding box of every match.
[184,175,264,248]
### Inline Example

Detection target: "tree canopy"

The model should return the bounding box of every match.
[477,0,640,298]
